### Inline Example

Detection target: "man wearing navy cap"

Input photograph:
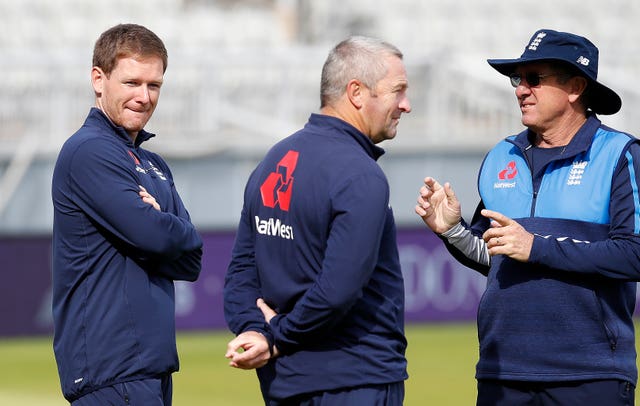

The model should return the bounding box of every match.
[416,29,639,405]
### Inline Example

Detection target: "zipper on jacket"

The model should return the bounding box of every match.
[122,383,130,405]
[594,293,618,352]
[522,144,540,217]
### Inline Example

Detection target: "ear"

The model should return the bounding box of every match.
[567,76,588,103]
[91,67,105,95]
[346,79,364,109]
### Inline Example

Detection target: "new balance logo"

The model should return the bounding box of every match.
[576,56,590,66]
[260,150,299,211]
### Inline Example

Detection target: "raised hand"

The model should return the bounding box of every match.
[415,177,462,234]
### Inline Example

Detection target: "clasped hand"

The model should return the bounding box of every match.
[225,299,280,369]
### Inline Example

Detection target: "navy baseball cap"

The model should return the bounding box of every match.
[487,29,621,115]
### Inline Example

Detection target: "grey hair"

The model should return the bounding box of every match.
[320,36,403,108]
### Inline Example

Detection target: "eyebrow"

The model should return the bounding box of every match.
[394,81,409,91]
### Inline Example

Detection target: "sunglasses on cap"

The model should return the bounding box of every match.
[509,72,558,88]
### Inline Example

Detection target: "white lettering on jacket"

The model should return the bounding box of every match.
[255,216,294,240]
[493,181,516,189]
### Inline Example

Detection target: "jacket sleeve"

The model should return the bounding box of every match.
[529,141,640,280]
[267,173,389,354]
[152,246,203,282]
[66,137,202,262]
[437,202,492,276]
[149,160,203,281]
[224,199,272,339]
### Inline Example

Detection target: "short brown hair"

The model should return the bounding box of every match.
[92,23,168,75]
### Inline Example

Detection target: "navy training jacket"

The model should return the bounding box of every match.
[449,115,640,384]
[224,113,407,401]
[51,108,202,401]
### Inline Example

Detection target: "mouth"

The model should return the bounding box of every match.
[519,96,534,107]
[128,107,149,114]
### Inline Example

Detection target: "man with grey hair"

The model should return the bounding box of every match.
[224,36,411,405]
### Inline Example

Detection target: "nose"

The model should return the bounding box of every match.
[400,95,411,113]
[515,83,531,99]
[135,85,151,103]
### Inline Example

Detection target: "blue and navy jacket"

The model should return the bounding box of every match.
[224,113,407,401]
[51,108,202,401]
[451,115,640,384]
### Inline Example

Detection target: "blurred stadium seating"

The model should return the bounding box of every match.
[1,0,639,232]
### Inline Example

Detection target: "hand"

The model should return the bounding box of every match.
[225,331,271,369]
[481,209,533,262]
[257,298,277,323]
[414,177,461,234]
[256,298,280,357]
[139,185,161,211]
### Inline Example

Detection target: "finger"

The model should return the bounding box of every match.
[417,195,428,207]
[225,337,242,358]
[230,347,255,363]
[415,205,427,217]
[228,353,254,369]
[481,209,511,226]
[424,177,441,191]
[256,298,276,320]
[443,182,456,199]
[229,344,268,369]
[256,298,268,315]
[482,229,498,243]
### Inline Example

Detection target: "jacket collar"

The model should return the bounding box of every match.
[307,113,385,161]
[88,107,156,147]
[510,114,602,157]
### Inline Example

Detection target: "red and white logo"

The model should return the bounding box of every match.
[260,150,299,211]
[128,150,141,165]
[498,161,518,180]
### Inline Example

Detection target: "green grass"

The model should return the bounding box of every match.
[0,323,481,405]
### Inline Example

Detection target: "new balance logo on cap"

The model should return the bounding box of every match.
[576,56,590,66]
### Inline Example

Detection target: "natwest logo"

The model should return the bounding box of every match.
[260,150,299,211]
[255,216,294,240]
[498,161,518,180]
